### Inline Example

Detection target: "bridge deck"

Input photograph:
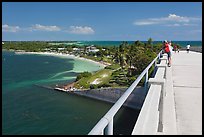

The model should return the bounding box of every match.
[170,51,202,135]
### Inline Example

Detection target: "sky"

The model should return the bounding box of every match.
[2,2,202,41]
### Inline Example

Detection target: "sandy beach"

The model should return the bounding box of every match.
[14,51,110,67]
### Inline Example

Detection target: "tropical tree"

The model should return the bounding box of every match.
[119,54,125,68]
[125,44,136,76]
[112,49,120,63]
[147,37,153,46]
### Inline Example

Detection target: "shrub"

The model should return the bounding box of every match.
[90,84,98,89]
[76,71,92,81]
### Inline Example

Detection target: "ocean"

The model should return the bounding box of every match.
[49,41,202,47]
[2,51,139,135]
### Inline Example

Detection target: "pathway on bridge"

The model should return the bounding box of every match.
[171,51,202,135]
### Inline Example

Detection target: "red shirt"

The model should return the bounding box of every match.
[164,43,170,53]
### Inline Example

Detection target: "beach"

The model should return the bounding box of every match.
[14,51,110,68]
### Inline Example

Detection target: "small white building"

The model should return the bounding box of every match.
[2,42,4,45]
[86,45,99,53]
[73,48,79,51]
[73,47,84,52]
[57,48,65,50]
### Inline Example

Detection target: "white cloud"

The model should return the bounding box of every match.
[31,24,61,31]
[163,14,190,22]
[134,21,159,25]
[2,24,20,32]
[69,26,95,34]
[133,14,201,26]
[166,23,181,27]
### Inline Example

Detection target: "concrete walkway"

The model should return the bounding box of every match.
[171,51,202,135]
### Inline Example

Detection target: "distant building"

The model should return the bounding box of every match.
[72,48,84,53]
[72,48,79,51]
[57,48,65,50]
[2,42,4,45]
[86,45,99,53]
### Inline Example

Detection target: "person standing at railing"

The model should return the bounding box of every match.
[168,40,173,53]
[177,44,180,53]
[186,44,190,53]
[163,40,171,67]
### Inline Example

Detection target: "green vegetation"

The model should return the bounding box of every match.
[104,64,120,70]
[74,38,163,89]
[2,38,164,89]
[2,41,52,52]
[76,71,92,81]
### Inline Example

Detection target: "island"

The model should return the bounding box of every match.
[2,39,163,92]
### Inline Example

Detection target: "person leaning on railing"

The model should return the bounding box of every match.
[162,40,172,67]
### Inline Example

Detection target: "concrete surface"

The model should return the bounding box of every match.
[172,51,202,135]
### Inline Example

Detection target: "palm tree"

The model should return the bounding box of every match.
[125,44,136,76]
[112,49,120,63]
[119,54,125,68]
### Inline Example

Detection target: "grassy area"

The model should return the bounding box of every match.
[109,68,131,87]
[104,64,120,70]
[74,69,113,89]
[73,62,157,90]
[74,63,151,89]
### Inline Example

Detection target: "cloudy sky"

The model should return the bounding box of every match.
[2,2,202,41]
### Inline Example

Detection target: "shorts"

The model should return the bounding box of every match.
[187,49,189,52]
[166,52,171,59]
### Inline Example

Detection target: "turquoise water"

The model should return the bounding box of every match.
[2,51,139,135]
[49,41,202,47]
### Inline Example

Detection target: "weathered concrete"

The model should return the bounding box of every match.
[172,51,202,135]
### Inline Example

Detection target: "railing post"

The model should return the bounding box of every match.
[105,118,113,135]
[144,70,148,94]
[100,129,104,135]
[152,60,157,77]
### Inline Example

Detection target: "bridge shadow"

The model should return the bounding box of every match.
[113,106,140,135]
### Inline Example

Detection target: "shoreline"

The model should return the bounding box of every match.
[14,51,111,68]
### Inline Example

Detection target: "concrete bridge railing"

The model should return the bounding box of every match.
[131,54,167,135]
[88,51,164,135]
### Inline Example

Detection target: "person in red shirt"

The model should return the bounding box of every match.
[163,40,171,67]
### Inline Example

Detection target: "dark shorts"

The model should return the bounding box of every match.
[166,52,171,59]
[187,49,190,51]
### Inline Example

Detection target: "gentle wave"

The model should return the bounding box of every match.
[50,70,72,79]
[5,77,76,90]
